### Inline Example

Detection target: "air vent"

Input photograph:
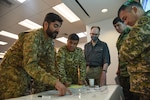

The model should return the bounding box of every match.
[75,0,90,17]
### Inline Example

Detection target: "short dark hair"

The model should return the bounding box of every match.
[91,26,100,32]
[43,13,63,25]
[68,33,79,41]
[118,1,143,17]
[113,17,123,25]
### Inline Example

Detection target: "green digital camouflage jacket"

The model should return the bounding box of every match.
[56,46,86,84]
[119,11,150,95]
[116,27,130,77]
[0,28,58,96]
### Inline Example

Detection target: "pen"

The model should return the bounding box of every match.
[38,95,51,99]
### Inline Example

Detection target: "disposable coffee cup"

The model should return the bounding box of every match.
[89,79,94,87]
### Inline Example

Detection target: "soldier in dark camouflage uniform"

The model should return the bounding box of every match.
[113,17,139,100]
[0,13,70,99]
[56,33,86,86]
[118,1,150,100]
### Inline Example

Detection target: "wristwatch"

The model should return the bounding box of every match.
[102,70,107,73]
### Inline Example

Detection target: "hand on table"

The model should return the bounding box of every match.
[55,80,72,96]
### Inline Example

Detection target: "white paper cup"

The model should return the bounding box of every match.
[89,79,94,87]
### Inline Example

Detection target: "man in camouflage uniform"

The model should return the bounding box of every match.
[56,33,86,86]
[118,1,150,100]
[0,13,70,99]
[113,17,139,100]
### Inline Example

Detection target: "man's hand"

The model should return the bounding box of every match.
[78,80,88,85]
[100,71,106,86]
[64,82,71,87]
[55,80,72,96]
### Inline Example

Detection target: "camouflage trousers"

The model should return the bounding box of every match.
[86,66,102,86]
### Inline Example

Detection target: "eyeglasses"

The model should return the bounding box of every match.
[90,33,99,36]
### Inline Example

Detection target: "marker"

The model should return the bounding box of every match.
[38,95,51,99]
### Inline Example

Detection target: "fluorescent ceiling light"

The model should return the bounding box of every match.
[53,3,80,23]
[18,19,42,30]
[0,41,8,45]
[56,37,67,44]
[77,32,87,38]
[17,0,26,3]
[0,30,18,39]
[0,52,5,58]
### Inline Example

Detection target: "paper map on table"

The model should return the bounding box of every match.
[69,85,83,89]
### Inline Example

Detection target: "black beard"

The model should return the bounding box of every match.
[46,25,58,39]
[47,30,58,39]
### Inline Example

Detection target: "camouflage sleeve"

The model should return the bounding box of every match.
[78,49,86,81]
[22,32,57,86]
[48,48,59,78]
[119,17,150,62]
[56,48,69,83]
[51,48,59,78]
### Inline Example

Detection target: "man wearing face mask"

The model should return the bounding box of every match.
[0,13,71,99]
[84,26,111,86]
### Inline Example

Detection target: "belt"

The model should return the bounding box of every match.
[88,65,100,68]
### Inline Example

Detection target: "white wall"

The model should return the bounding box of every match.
[86,18,120,84]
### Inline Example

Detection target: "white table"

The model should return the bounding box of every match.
[6,85,124,100]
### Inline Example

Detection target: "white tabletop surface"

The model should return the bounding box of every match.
[6,85,124,100]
